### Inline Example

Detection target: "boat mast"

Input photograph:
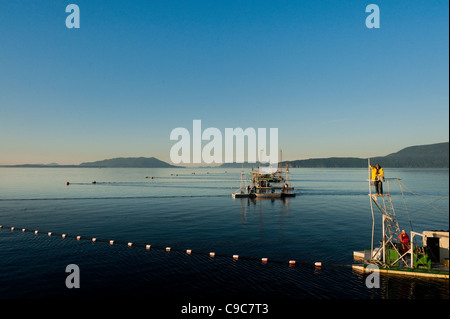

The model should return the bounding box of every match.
[240,168,244,193]
[280,150,282,171]
[368,159,375,258]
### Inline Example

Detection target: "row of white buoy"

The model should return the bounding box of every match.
[0,225,323,268]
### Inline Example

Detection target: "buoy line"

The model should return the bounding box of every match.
[0,224,324,269]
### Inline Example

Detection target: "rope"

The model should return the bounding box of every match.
[0,194,230,201]
[4,224,446,278]
[398,181,448,216]
[398,180,414,231]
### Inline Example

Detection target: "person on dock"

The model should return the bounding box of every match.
[370,164,384,195]
[399,230,410,255]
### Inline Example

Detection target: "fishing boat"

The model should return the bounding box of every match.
[250,166,293,198]
[352,160,449,279]
[232,151,295,199]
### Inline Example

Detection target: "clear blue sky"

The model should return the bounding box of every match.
[0,0,448,165]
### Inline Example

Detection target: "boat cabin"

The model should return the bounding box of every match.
[421,231,449,264]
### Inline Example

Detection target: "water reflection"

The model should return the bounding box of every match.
[352,269,449,299]
[236,196,292,225]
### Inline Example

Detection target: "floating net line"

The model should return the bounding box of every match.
[0,224,330,269]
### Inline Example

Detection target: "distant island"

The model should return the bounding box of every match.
[221,142,449,168]
[1,142,448,168]
[2,157,182,168]
[79,157,181,168]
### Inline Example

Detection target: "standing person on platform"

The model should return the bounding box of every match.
[370,164,384,195]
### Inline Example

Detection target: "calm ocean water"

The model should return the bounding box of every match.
[0,167,448,305]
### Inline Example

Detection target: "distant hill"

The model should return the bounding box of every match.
[220,142,449,168]
[284,157,367,168]
[0,163,78,168]
[79,157,181,168]
[2,143,447,168]
[370,142,449,168]
[285,142,448,168]
[0,163,63,167]
[1,157,180,168]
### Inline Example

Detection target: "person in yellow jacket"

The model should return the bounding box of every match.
[370,164,384,195]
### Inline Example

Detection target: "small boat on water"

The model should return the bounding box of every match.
[232,153,295,199]
[352,160,449,279]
